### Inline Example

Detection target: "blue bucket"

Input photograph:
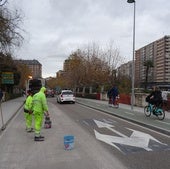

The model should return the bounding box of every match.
[64,135,74,150]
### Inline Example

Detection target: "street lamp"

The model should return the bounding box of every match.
[127,0,136,110]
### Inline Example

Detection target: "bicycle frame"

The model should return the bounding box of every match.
[148,103,153,112]
[144,103,165,120]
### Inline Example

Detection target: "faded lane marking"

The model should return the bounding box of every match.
[124,111,135,116]
[156,120,170,125]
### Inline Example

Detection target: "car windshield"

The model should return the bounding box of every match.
[62,91,73,95]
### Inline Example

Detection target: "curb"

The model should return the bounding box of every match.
[0,102,24,133]
[76,101,170,137]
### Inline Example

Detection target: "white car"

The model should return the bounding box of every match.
[57,90,75,104]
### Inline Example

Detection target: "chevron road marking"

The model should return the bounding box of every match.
[94,119,167,152]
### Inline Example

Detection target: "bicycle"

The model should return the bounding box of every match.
[108,96,119,108]
[113,96,119,108]
[144,102,165,120]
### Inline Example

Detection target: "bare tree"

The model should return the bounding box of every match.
[72,43,112,91]
[0,53,21,92]
[0,4,23,53]
[15,62,32,89]
[0,0,7,7]
[65,50,86,89]
[59,41,125,93]
[103,41,125,85]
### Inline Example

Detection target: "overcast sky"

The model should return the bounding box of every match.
[7,0,170,78]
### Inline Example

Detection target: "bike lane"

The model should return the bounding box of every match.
[76,98,170,136]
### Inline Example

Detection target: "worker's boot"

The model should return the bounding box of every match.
[34,136,44,141]
[27,128,34,132]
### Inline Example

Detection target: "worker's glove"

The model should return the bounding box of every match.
[29,110,33,114]
[45,111,49,117]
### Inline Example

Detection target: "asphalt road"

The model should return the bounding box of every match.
[55,99,170,169]
[0,97,169,169]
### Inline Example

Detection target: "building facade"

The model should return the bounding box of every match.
[16,59,42,78]
[118,61,132,79]
[135,35,170,88]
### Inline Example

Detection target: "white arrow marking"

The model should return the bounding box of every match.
[94,120,167,151]
[94,130,123,152]
[127,128,167,145]
[102,118,116,124]
[94,129,152,151]
[94,119,127,138]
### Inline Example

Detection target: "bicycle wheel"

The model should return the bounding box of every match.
[114,103,119,108]
[157,109,165,120]
[144,106,151,117]
[108,97,112,107]
[114,99,119,108]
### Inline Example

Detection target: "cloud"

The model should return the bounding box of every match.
[8,0,170,77]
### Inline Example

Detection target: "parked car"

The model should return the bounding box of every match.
[57,90,75,104]
[46,89,55,97]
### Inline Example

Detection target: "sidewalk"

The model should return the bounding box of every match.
[76,98,170,136]
[0,97,25,130]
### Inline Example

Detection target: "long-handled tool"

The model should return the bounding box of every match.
[0,102,5,130]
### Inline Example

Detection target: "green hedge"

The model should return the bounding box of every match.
[4,93,22,101]
[75,93,97,99]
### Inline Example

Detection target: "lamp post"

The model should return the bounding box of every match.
[127,0,136,110]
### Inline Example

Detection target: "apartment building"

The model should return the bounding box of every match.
[135,35,170,88]
[16,59,42,78]
[118,61,132,79]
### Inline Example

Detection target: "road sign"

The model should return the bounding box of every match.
[1,72,14,84]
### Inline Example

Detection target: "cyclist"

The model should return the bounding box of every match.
[108,84,119,106]
[145,86,163,108]
[107,88,112,106]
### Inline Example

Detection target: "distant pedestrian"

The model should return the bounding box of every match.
[32,87,49,141]
[24,90,33,132]
[0,88,3,102]
[162,90,168,102]
[22,89,26,97]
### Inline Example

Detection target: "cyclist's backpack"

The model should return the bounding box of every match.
[145,95,150,102]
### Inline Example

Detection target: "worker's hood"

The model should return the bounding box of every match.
[40,87,46,93]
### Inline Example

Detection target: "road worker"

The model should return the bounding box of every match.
[24,90,33,132]
[32,87,49,141]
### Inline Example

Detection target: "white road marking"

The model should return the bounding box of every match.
[82,120,90,126]
[102,118,116,124]
[94,119,167,152]
[94,119,127,138]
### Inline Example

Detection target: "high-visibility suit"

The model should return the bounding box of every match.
[32,87,48,137]
[24,94,33,132]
